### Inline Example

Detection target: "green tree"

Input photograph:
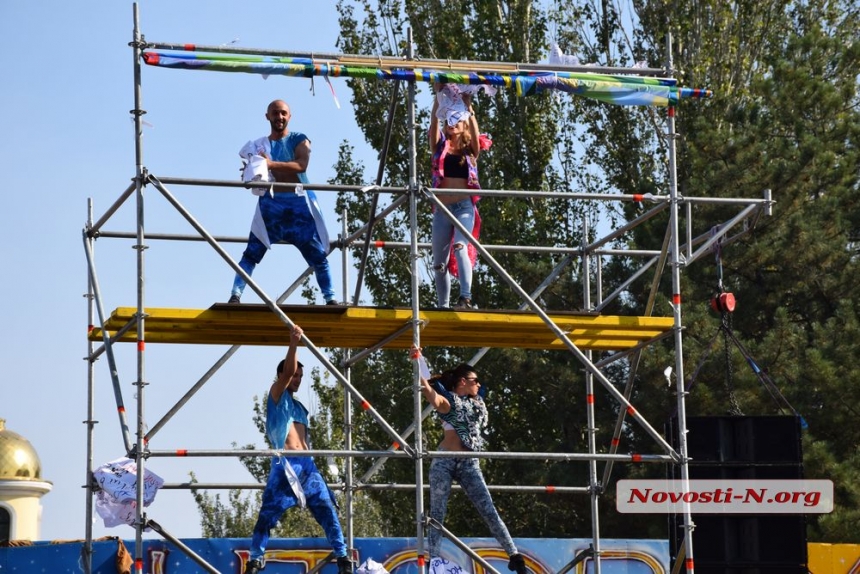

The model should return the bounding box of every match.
[195,0,860,544]
[590,0,860,539]
[328,0,860,542]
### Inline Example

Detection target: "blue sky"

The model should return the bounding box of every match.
[0,0,396,541]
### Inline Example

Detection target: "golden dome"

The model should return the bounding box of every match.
[0,418,43,480]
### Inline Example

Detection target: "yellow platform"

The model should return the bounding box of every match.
[88,305,675,351]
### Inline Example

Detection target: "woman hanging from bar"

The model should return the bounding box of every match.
[412,346,528,574]
[429,83,493,309]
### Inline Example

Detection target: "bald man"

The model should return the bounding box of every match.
[229,100,337,305]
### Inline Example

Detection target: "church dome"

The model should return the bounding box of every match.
[0,419,43,481]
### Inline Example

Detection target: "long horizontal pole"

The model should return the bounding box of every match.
[144,41,668,77]
[162,482,590,494]
[156,176,407,194]
[100,175,774,207]
[145,448,671,462]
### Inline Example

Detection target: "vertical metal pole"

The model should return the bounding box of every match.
[83,200,96,574]
[685,202,693,261]
[582,215,602,574]
[596,256,604,307]
[352,84,401,306]
[341,208,348,304]
[405,27,426,574]
[131,5,148,571]
[344,357,354,552]
[665,31,695,574]
[341,211,355,552]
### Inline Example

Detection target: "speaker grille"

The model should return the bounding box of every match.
[667,416,807,572]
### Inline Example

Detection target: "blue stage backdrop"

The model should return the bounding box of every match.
[0,537,668,573]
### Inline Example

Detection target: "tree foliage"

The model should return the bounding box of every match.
[195,0,860,544]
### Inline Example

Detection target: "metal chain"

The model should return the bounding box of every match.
[722,313,744,415]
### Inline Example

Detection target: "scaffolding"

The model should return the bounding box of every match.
[82,4,774,574]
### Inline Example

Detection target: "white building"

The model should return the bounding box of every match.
[0,418,52,541]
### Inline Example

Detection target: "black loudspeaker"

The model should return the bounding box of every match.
[666,416,807,573]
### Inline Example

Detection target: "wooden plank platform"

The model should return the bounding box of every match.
[88,305,675,351]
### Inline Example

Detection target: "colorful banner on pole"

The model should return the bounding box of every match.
[141,51,712,107]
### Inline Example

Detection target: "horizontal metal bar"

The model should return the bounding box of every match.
[161,482,590,494]
[370,240,584,255]
[428,451,671,462]
[145,448,671,462]
[93,233,659,258]
[146,449,413,458]
[683,196,772,206]
[430,187,671,202]
[95,231,250,243]
[155,176,407,194]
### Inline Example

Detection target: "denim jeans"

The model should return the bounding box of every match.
[431,199,475,307]
[428,454,518,557]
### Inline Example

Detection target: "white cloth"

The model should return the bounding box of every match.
[356,558,390,574]
[283,457,307,509]
[244,155,273,197]
[548,43,581,67]
[250,202,272,249]
[298,184,331,255]
[417,355,432,380]
[239,138,275,196]
[93,457,164,528]
[429,556,465,574]
[435,83,497,126]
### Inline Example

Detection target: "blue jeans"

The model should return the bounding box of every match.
[428,454,517,557]
[250,456,346,561]
[232,193,335,301]
[431,199,475,307]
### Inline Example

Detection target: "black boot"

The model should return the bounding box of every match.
[245,558,264,574]
[337,557,354,574]
[508,554,527,574]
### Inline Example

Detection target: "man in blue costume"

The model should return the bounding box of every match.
[245,325,352,574]
[229,99,338,305]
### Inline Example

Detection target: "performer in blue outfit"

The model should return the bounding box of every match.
[229,100,337,305]
[245,325,352,574]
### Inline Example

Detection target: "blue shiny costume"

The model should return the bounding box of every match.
[249,392,346,562]
[232,132,335,302]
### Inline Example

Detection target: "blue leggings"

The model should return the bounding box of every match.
[428,455,517,557]
[250,456,346,561]
[232,194,334,301]
[431,199,475,307]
